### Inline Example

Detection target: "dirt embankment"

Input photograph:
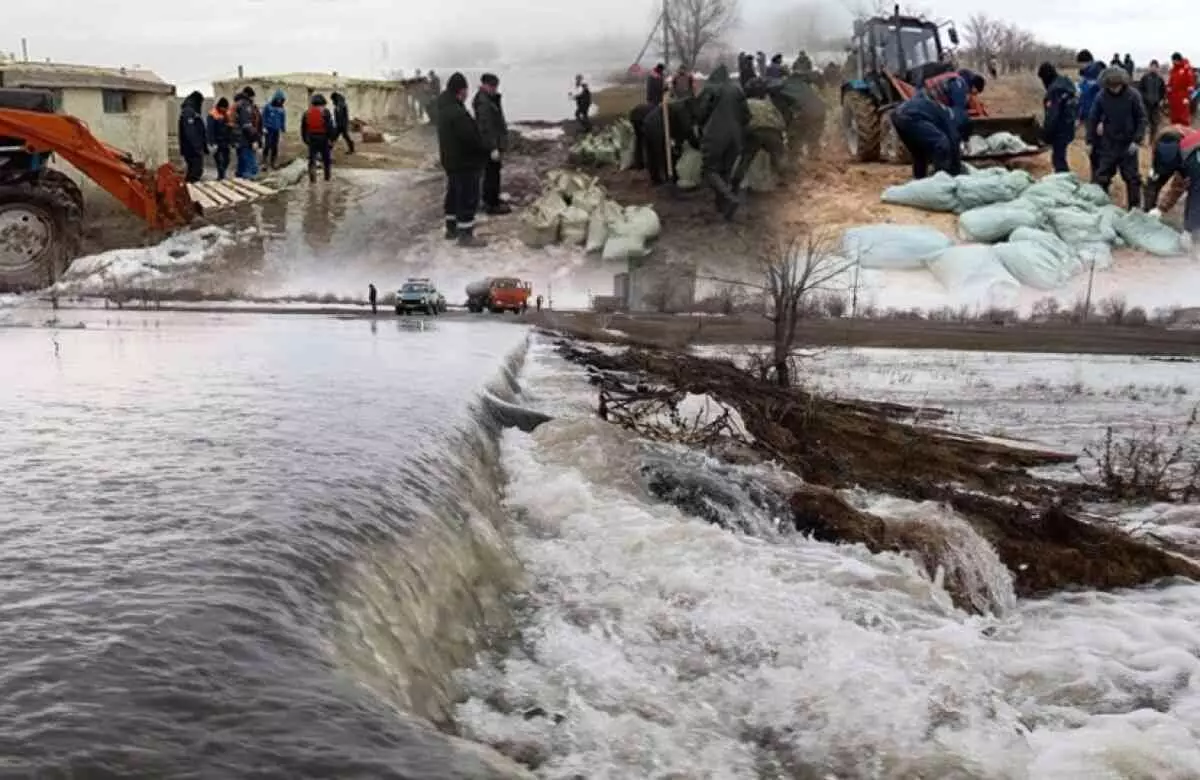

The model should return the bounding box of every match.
[551,332,1200,610]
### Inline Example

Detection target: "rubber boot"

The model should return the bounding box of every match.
[444,219,457,240]
[457,226,488,248]
[487,202,512,215]
[1126,181,1142,212]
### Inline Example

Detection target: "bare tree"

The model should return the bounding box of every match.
[664,0,740,69]
[959,14,1074,73]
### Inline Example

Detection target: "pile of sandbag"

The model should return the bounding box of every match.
[882,167,1035,213]
[964,132,1037,157]
[519,168,661,260]
[568,118,636,167]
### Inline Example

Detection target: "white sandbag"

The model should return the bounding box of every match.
[954,169,1033,212]
[925,244,1021,307]
[1113,210,1189,256]
[559,206,590,246]
[1045,206,1118,246]
[602,230,652,261]
[571,185,607,214]
[840,224,953,269]
[743,151,777,192]
[964,132,1036,157]
[994,228,1083,289]
[957,201,1043,243]
[601,206,659,260]
[881,171,959,212]
[518,191,567,248]
[623,205,661,241]
[545,169,598,197]
[585,200,623,254]
[675,146,703,189]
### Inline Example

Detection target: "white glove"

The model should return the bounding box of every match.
[1147,208,1162,220]
[1127,142,1139,156]
[490,149,500,162]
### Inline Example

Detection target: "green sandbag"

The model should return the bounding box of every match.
[954,169,1033,212]
[1045,206,1118,245]
[881,171,959,212]
[995,227,1083,289]
[1113,210,1189,256]
[957,201,1043,243]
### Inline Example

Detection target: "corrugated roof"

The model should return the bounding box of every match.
[0,62,174,95]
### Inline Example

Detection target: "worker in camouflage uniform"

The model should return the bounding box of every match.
[695,64,749,219]
[731,81,788,193]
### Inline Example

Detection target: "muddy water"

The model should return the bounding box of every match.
[0,312,533,778]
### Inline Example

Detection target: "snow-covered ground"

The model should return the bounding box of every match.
[456,336,1200,779]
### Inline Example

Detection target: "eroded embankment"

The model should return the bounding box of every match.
[549,334,1200,608]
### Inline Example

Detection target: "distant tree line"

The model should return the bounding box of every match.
[960,14,1076,73]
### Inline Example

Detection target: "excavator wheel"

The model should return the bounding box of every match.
[879,110,912,165]
[0,172,83,292]
[841,91,881,163]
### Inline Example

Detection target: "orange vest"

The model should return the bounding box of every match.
[305,106,327,136]
[1181,129,1200,156]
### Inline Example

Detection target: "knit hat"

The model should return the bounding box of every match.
[447,72,468,93]
[1036,62,1057,88]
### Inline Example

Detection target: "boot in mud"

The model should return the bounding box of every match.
[486,202,512,215]
[444,219,457,240]
[457,227,488,248]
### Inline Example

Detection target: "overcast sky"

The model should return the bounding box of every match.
[4,0,1190,95]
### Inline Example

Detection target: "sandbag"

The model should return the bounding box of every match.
[675,146,703,189]
[881,171,959,212]
[1019,174,1084,210]
[957,201,1043,242]
[964,132,1036,157]
[518,191,566,248]
[1045,206,1118,246]
[601,205,660,261]
[622,205,661,241]
[559,206,590,246]
[954,169,1033,212]
[1113,210,1189,256]
[1076,182,1111,206]
[602,229,652,261]
[545,169,598,199]
[570,185,607,214]
[925,244,1021,307]
[841,224,953,269]
[743,151,778,192]
[994,228,1083,289]
[585,200,623,254]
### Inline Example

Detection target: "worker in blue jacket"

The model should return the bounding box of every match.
[1037,62,1079,173]
[1076,50,1105,123]
[260,89,286,170]
[890,93,962,180]
[920,68,984,138]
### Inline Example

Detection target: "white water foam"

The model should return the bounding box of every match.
[457,337,1200,779]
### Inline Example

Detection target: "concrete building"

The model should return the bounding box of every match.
[0,61,174,208]
[627,258,696,313]
[211,73,428,129]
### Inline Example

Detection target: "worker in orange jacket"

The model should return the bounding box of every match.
[1166,53,1195,126]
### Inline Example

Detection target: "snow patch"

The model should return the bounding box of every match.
[54,226,240,295]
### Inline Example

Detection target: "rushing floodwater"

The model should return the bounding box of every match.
[0,312,532,778]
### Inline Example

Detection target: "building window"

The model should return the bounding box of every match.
[101,90,129,114]
[47,89,64,112]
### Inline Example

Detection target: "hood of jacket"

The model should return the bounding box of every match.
[1080,61,1105,81]
[707,64,730,84]
[270,89,286,106]
[1037,63,1058,88]
[1100,66,1130,91]
[330,92,345,105]
[310,93,328,107]
[183,90,204,112]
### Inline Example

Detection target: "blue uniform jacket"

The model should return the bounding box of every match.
[1077,61,1104,122]
[262,90,287,133]
[1043,76,1078,142]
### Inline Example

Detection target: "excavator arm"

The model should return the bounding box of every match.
[0,108,198,231]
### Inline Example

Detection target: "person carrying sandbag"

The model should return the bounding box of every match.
[731,80,788,194]
[889,93,963,180]
[1145,125,1200,238]
[695,64,749,220]
[1086,67,1147,210]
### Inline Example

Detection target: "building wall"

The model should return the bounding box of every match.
[53,88,170,211]
[212,79,427,130]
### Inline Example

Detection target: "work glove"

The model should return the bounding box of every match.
[1127,142,1139,156]
[490,149,501,162]
[1147,208,1162,220]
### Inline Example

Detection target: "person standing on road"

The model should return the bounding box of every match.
[1138,61,1167,143]
[234,87,261,179]
[368,283,377,315]
[261,90,286,170]
[473,73,511,215]
[1087,67,1147,210]
[330,93,355,154]
[570,74,592,134]
[695,64,749,220]
[536,294,543,312]
[206,97,233,180]
[1037,63,1078,173]
[436,72,489,247]
[301,93,334,183]
[178,91,208,183]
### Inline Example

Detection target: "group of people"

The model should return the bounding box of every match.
[176,87,355,184]
[887,49,1199,238]
[434,71,511,248]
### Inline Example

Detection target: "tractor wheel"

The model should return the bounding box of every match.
[841,92,881,163]
[0,175,82,292]
[879,111,911,165]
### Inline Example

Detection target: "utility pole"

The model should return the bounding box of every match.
[21,38,28,62]
[660,0,673,180]
[661,0,670,71]
[237,64,244,79]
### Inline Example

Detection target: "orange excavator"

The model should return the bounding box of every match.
[0,87,201,291]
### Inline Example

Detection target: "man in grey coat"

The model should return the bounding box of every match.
[472,73,511,215]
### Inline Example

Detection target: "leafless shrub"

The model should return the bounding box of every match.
[961,14,1076,73]
[1070,299,1095,324]
[1099,295,1129,325]
[1031,296,1061,321]
[665,0,740,69]
[982,307,1018,324]
[1079,408,1200,503]
[821,293,848,318]
[1125,306,1149,327]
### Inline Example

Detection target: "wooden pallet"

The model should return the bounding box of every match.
[187,179,277,212]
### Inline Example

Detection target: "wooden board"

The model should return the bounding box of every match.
[187,179,278,211]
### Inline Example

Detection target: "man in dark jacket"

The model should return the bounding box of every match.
[261,89,286,170]
[645,63,666,106]
[695,65,749,219]
[1137,60,1167,142]
[436,72,489,247]
[629,102,653,170]
[890,93,962,180]
[1037,63,1078,173]
[1145,125,1200,236]
[330,92,355,154]
[234,87,260,179]
[300,93,335,182]
[206,97,233,180]
[738,52,756,87]
[178,91,208,183]
[570,74,592,134]
[1087,67,1147,209]
[473,73,510,215]
[641,98,699,186]
[1122,54,1135,77]
[921,68,983,138]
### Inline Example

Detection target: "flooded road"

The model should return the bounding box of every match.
[0,312,532,778]
[54,169,624,311]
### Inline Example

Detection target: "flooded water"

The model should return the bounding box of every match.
[0,312,533,777]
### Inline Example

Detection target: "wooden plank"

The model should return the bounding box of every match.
[206,183,248,206]
[222,181,259,201]
[237,180,277,196]
[193,184,236,208]
[188,187,221,212]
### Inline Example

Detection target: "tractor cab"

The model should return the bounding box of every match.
[853,14,951,94]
